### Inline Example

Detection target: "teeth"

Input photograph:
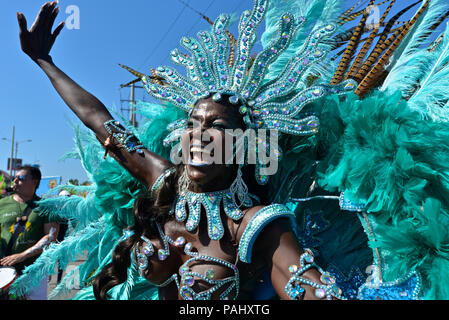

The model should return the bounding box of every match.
[190,147,214,156]
[190,146,205,153]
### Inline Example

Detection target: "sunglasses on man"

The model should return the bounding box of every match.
[14,175,27,182]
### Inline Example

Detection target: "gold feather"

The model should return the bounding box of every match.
[338,0,364,23]
[346,0,396,80]
[353,0,422,83]
[150,68,166,86]
[118,64,146,79]
[331,0,376,85]
[227,31,237,68]
[338,0,391,25]
[199,12,236,68]
[118,64,166,86]
[428,34,444,52]
[120,78,141,89]
[356,0,430,97]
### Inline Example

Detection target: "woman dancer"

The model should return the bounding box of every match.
[13,0,449,300]
[15,1,347,300]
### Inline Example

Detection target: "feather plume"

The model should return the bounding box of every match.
[331,21,405,51]
[346,0,396,80]
[37,191,101,230]
[337,0,364,23]
[382,1,449,98]
[317,90,449,298]
[338,0,391,25]
[356,0,430,97]
[407,23,449,120]
[331,0,375,85]
[353,0,422,83]
[383,0,449,75]
[10,218,105,298]
[262,0,345,82]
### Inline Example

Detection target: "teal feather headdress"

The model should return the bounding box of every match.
[121,0,356,184]
[11,0,449,300]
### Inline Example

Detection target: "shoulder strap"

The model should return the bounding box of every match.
[150,167,176,197]
[238,204,296,264]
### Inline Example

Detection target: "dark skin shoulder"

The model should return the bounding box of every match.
[236,205,335,300]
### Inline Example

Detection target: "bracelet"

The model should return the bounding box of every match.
[285,249,346,300]
[103,120,145,158]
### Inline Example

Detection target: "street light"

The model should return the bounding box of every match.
[1,125,15,178]
[2,128,32,177]
[14,139,32,175]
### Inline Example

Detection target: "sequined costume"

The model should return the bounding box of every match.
[10,0,449,300]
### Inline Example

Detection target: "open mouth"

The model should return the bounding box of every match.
[189,143,215,167]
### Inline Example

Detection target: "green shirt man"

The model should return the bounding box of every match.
[0,166,59,276]
[0,195,52,273]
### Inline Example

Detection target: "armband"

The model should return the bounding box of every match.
[285,249,346,300]
[102,120,145,158]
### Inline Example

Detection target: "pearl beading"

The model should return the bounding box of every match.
[357,270,422,300]
[174,189,247,241]
[339,192,367,212]
[238,204,296,263]
[285,249,346,300]
[103,120,144,154]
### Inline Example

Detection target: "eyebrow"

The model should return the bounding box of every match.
[189,114,230,122]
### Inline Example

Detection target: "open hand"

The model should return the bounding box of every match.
[0,253,26,267]
[17,1,65,62]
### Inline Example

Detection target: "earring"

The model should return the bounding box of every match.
[178,167,191,194]
[230,165,253,208]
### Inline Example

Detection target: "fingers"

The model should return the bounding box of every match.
[29,1,55,32]
[17,12,28,33]
[29,2,49,32]
[52,21,65,39]
[47,5,60,32]
[44,2,59,33]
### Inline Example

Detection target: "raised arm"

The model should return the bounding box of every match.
[17,2,171,188]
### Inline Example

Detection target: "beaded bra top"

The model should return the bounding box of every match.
[123,168,296,300]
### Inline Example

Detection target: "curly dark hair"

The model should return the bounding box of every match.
[92,165,181,300]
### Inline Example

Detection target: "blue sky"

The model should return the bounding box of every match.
[0,0,437,183]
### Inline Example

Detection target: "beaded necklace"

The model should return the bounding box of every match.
[172,189,258,241]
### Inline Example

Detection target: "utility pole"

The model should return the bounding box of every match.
[14,139,32,177]
[120,82,143,128]
[9,126,15,179]
[130,83,137,127]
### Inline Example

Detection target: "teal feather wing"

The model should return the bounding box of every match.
[12,101,183,299]
[10,218,105,298]
[317,90,449,298]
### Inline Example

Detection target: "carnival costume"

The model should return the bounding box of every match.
[10,0,449,300]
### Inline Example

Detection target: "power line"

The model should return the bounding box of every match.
[138,1,188,70]
[159,0,217,65]
[182,0,217,36]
